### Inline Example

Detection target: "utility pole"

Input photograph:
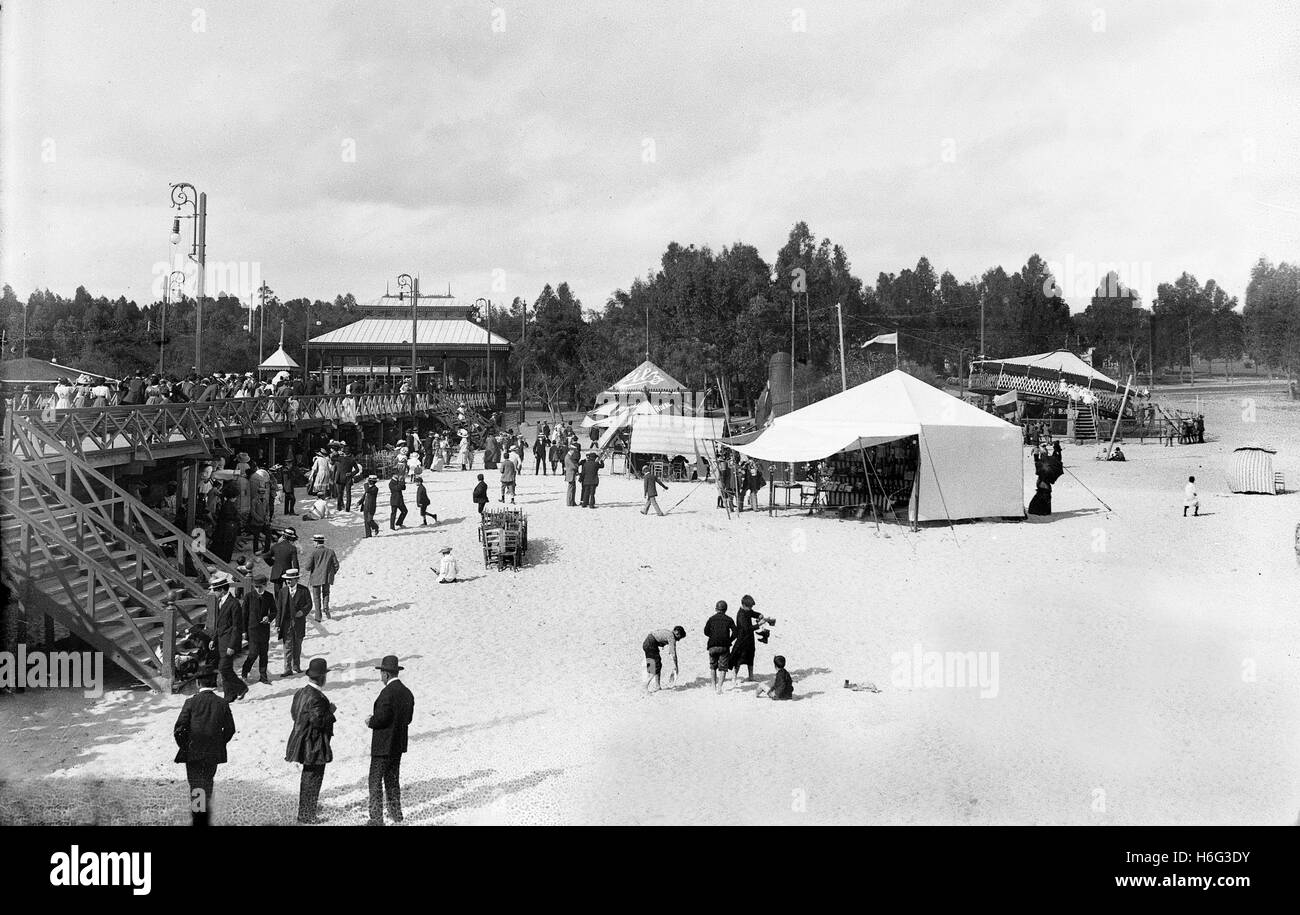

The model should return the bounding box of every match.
[21,300,26,359]
[791,296,796,408]
[979,291,985,358]
[257,281,267,368]
[514,301,520,426]
[836,301,847,392]
[411,274,419,391]
[644,306,649,361]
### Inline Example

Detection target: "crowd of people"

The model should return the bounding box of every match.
[159,407,813,824]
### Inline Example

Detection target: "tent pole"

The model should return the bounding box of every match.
[858,444,881,533]
[1104,375,1133,459]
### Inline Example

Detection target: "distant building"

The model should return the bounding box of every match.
[307,292,511,396]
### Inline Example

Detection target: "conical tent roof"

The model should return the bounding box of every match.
[258,345,300,370]
[606,360,687,392]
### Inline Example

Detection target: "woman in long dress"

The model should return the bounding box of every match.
[1027,452,1053,516]
[457,429,471,471]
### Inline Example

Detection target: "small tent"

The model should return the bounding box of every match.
[1227,444,1278,494]
[583,360,721,460]
[726,370,1024,522]
[258,345,300,372]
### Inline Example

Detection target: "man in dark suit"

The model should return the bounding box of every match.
[579,451,605,508]
[365,655,415,826]
[240,573,275,684]
[361,474,380,537]
[211,573,248,701]
[173,670,236,825]
[276,569,312,677]
[262,527,299,600]
[285,657,335,824]
[388,473,408,530]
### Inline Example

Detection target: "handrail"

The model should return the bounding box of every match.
[5,392,500,464]
[4,410,247,591]
[3,464,205,681]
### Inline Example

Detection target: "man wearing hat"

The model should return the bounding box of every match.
[302,533,340,622]
[365,656,414,825]
[362,474,380,537]
[173,669,236,826]
[388,472,408,530]
[210,573,249,702]
[240,573,276,684]
[579,450,605,508]
[285,657,336,824]
[262,527,299,601]
[276,569,312,677]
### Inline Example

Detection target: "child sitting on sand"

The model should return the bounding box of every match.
[436,545,459,583]
[756,655,794,700]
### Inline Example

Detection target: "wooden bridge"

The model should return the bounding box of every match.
[0,391,495,692]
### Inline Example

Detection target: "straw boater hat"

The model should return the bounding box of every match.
[439,546,452,554]
[283,568,300,580]
[312,534,325,543]
[209,572,233,589]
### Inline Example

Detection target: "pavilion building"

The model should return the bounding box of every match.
[306,291,511,401]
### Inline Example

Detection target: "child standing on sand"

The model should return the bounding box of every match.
[1183,475,1199,517]
[704,600,736,694]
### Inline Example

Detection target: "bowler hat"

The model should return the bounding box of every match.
[253,573,268,585]
[375,655,404,674]
[305,658,328,678]
[715,600,728,612]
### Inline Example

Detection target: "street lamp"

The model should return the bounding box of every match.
[169,183,207,373]
[397,273,417,390]
[161,270,186,373]
[475,297,491,396]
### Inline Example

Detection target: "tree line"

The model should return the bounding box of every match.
[3,223,1298,409]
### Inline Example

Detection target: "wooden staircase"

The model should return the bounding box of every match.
[1,410,247,691]
[1073,404,1099,443]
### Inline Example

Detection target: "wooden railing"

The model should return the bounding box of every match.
[5,410,247,591]
[3,392,490,463]
[2,458,209,690]
[967,371,1130,415]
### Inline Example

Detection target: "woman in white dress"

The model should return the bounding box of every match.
[54,379,74,410]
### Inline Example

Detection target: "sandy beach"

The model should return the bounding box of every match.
[2,390,1297,825]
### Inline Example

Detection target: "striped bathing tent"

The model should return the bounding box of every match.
[1227,444,1277,494]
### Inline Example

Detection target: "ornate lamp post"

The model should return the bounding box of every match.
[161,269,186,373]
[475,297,491,395]
[397,273,418,390]
[169,183,207,373]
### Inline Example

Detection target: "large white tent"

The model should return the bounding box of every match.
[727,370,1024,522]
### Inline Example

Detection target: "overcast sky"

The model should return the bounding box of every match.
[3,0,1297,313]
